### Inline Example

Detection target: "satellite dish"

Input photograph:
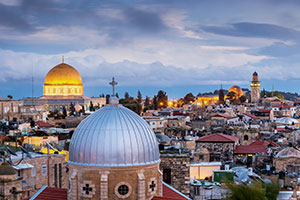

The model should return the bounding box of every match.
[19,145,32,158]
[6,146,17,156]
[45,141,56,151]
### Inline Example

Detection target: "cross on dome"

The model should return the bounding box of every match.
[109,77,118,96]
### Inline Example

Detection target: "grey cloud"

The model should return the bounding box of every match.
[123,8,167,32]
[0,4,35,32]
[202,22,300,41]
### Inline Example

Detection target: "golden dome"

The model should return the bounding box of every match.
[44,63,82,86]
[228,85,243,97]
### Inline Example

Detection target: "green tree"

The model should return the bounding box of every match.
[106,94,110,104]
[219,89,224,104]
[226,181,266,200]
[137,90,142,114]
[226,181,279,200]
[239,95,247,103]
[89,101,94,111]
[124,92,130,100]
[272,91,284,100]
[153,95,158,110]
[69,102,75,116]
[144,96,150,107]
[183,93,194,104]
[62,106,67,119]
[157,90,168,108]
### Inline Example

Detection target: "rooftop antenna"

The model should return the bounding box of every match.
[109,77,118,96]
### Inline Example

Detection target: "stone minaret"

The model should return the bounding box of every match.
[250,71,260,103]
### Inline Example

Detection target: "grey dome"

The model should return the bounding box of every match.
[68,104,160,167]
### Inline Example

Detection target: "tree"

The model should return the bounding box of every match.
[81,105,85,114]
[183,93,194,104]
[272,91,284,100]
[227,91,236,102]
[7,95,13,100]
[176,98,184,108]
[239,95,247,103]
[124,92,130,100]
[137,90,142,114]
[106,94,110,104]
[69,103,75,116]
[219,89,224,104]
[157,90,168,108]
[116,93,119,98]
[144,96,150,107]
[226,181,279,200]
[89,101,94,111]
[137,90,142,104]
[153,95,158,110]
[62,106,67,119]
[226,181,266,200]
[119,98,140,114]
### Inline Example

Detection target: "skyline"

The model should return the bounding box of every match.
[1,0,300,98]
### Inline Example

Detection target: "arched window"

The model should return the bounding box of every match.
[244,135,249,141]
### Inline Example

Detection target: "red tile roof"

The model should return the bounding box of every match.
[152,182,190,200]
[243,113,259,119]
[273,103,295,108]
[196,133,238,143]
[235,140,277,154]
[211,113,232,118]
[30,186,67,200]
[36,121,54,128]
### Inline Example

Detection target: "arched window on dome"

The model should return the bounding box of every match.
[244,135,249,141]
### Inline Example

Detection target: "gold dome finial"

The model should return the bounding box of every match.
[62,56,64,63]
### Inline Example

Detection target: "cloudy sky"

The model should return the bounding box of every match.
[1,0,300,99]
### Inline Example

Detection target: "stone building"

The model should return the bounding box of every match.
[160,151,190,196]
[274,147,300,173]
[0,151,66,199]
[194,133,238,163]
[67,98,163,200]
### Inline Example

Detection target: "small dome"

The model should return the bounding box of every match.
[228,86,243,97]
[44,63,82,85]
[69,105,160,167]
[0,162,16,176]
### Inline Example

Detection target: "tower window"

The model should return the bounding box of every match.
[244,135,249,141]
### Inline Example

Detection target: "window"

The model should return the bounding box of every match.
[59,163,62,188]
[244,135,249,141]
[114,182,132,198]
[17,170,22,178]
[31,167,36,177]
[118,185,129,195]
[42,165,47,176]
[163,169,171,184]
[54,164,57,187]
[199,155,204,160]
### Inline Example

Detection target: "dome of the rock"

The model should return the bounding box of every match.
[43,63,83,96]
[227,85,243,98]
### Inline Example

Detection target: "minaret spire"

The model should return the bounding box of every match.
[62,56,64,63]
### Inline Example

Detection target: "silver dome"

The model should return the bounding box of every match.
[68,104,160,167]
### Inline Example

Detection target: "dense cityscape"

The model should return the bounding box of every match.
[2,0,300,200]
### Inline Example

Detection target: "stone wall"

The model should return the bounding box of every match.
[160,154,190,196]
[68,163,162,200]
[194,142,235,163]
